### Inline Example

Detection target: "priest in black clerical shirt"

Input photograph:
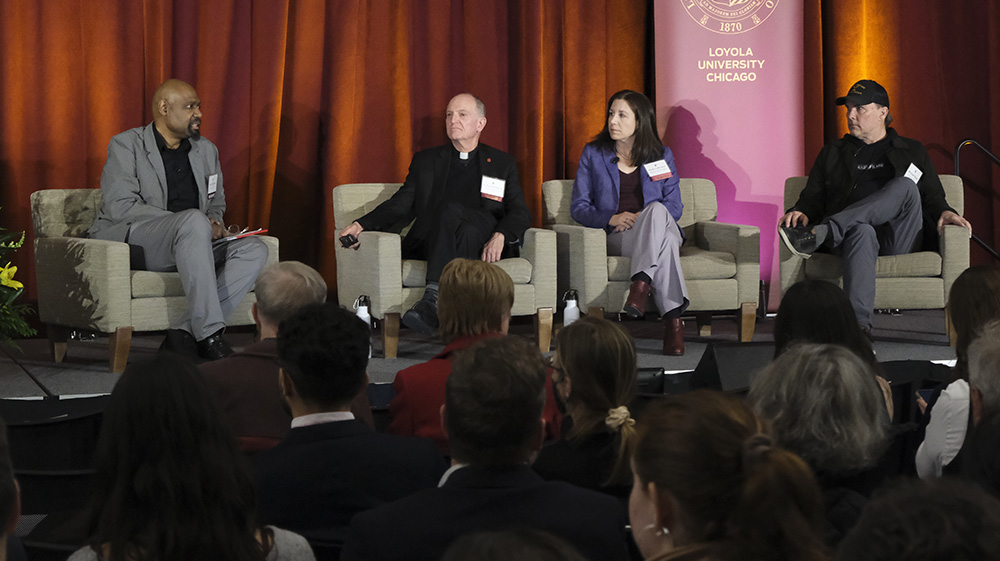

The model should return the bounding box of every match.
[338,93,530,335]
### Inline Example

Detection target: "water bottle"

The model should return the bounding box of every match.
[563,289,580,327]
[354,295,373,358]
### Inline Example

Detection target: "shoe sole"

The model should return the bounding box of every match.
[623,304,644,319]
[402,310,437,336]
[779,228,814,260]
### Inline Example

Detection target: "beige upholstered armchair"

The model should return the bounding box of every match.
[30,189,279,372]
[541,178,760,341]
[780,174,969,311]
[332,183,557,357]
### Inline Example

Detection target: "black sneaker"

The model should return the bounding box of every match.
[779,225,819,259]
[402,299,439,336]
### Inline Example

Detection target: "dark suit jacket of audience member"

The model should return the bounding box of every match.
[252,419,446,550]
[200,338,374,447]
[532,419,630,502]
[341,464,629,561]
[386,333,562,454]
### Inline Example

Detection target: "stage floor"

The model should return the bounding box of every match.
[0,309,955,399]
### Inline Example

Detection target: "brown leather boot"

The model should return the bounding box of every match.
[663,317,685,355]
[623,279,652,319]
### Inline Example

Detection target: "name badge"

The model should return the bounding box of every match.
[904,163,923,185]
[207,174,219,199]
[643,159,673,181]
[481,176,505,202]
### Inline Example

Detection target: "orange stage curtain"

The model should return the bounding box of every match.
[0,0,646,308]
[0,0,997,319]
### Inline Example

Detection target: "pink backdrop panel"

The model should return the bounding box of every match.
[655,0,804,310]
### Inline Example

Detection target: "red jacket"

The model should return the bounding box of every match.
[386,333,562,454]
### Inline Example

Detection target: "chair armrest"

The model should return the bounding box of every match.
[334,231,403,318]
[521,228,557,309]
[695,221,761,306]
[34,237,131,333]
[552,224,610,310]
[257,235,280,266]
[940,224,971,301]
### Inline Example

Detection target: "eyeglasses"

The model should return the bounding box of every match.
[226,224,251,236]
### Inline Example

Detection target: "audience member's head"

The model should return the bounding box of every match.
[966,319,1000,425]
[947,264,1000,380]
[552,316,637,485]
[749,343,888,476]
[963,410,1000,499]
[253,261,327,336]
[445,336,547,465]
[630,391,826,561]
[774,279,875,365]
[86,354,269,561]
[437,258,514,343]
[441,529,587,561]
[0,418,18,551]
[276,303,370,413]
[836,478,1000,561]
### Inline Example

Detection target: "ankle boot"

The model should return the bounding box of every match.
[663,317,685,356]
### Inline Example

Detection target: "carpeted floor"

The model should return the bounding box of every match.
[0,309,954,399]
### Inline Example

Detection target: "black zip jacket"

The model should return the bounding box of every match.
[790,128,955,251]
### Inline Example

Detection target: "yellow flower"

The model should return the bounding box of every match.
[0,262,22,290]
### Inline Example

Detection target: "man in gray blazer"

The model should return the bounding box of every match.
[90,79,268,360]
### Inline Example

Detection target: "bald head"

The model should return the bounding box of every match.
[445,93,487,152]
[152,79,202,147]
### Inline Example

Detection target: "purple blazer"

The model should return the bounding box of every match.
[569,144,682,232]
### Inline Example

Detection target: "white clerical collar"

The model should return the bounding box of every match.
[290,411,355,428]
[459,151,469,160]
[438,463,469,487]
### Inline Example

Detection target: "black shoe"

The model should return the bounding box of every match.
[159,329,199,359]
[402,299,439,336]
[197,330,234,361]
[779,225,819,259]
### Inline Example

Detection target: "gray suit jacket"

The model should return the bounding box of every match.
[89,122,226,242]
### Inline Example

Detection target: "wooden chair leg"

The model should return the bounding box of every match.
[586,306,604,318]
[535,307,554,353]
[109,326,133,373]
[48,325,71,363]
[695,312,712,337]
[738,302,756,342]
[382,313,400,359]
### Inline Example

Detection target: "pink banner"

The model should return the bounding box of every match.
[655,0,803,310]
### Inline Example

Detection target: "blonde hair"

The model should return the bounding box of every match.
[437,259,514,342]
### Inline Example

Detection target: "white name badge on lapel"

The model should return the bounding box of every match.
[904,163,923,184]
[481,176,505,202]
[643,160,673,181]
[207,174,219,199]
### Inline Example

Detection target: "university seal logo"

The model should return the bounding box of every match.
[680,0,779,35]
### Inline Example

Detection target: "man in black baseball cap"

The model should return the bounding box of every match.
[778,79,971,333]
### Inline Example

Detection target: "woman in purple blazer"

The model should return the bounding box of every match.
[570,90,688,355]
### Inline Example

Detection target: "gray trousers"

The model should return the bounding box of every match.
[823,176,923,331]
[607,202,689,315]
[128,209,269,340]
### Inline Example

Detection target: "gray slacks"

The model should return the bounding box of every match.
[128,209,269,340]
[607,202,689,315]
[823,176,923,331]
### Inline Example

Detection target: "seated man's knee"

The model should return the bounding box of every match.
[890,176,920,202]
[174,209,212,239]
